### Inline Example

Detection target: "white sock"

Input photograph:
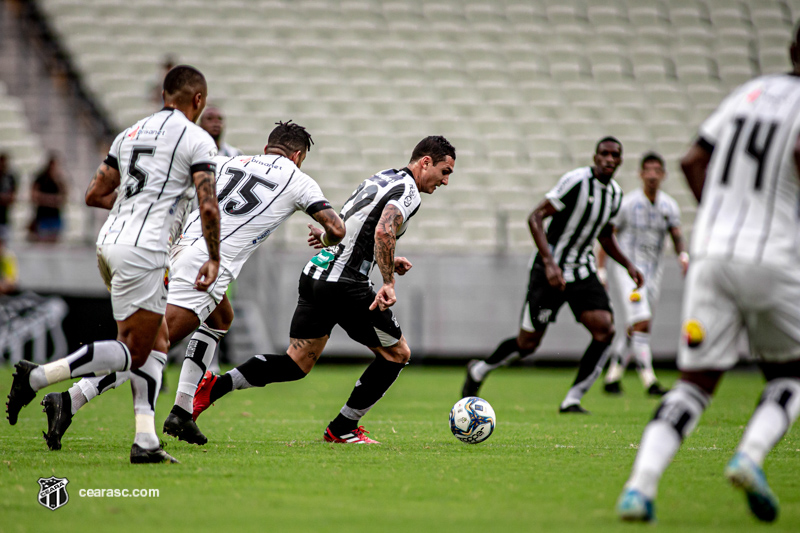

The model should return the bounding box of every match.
[70,371,132,415]
[29,341,131,391]
[626,381,710,499]
[175,325,227,413]
[605,334,631,384]
[130,351,166,450]
[471,355,521,381]
[631,332,657,388]
[737,378,800,467]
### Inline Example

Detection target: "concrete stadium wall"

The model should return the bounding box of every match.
[14,243,687,361]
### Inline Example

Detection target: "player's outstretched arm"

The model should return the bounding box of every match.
[528,199,565,290]
[193,169,221,291]
[598,224,644,288]
[681,140,713,203]
[669,226,689,276]
[370,203,404,311]
[85,163,120,210]
[307,207,345,249]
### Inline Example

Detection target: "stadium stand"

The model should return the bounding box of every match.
[19,0,800,250]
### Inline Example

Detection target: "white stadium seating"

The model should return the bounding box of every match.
[18,0,800,249]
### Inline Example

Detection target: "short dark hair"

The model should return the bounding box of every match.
[267,120,314,153]
[640,151,665,169]
[595,136,622,154]
[409,136,456,165]
[163,65,206,99]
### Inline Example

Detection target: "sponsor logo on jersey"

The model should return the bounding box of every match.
[38,476,69,511]
[127,125,140,138]
[746,87,762,103]
[403,188,416,207]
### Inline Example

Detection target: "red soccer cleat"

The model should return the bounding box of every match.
[323,425,381,444]
[192,371,217,421]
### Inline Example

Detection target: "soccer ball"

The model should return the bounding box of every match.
[449,397,496,444]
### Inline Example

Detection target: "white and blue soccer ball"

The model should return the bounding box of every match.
[449,396,496,444]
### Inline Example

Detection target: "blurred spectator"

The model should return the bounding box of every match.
[0,231,18,294]
[0,153,17,239]
[200,105,242,157]
[29,154,67,243]
[149,54,177,107]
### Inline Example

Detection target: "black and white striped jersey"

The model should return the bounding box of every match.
[693,73,800,267]
[97,108,218,253]
[303,167,421,283]
[180,154,329,278]
[534,166,623,282]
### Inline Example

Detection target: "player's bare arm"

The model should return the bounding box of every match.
[193,169,221,291]
[681,140,714,202]
[598,225,644,288]
[528,199,565,290]
[307,208,345,249]
[793,130,800,179]
[370,203,404,311]
[669,225,689,276]
[85,163,120,210]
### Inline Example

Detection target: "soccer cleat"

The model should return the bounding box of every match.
[604,381,623,394]
[130,443,180,464]
[192,371,217,421]
[725,452,779,522]
[647,382,669,397]
[461,360,484,398]
[559,403,590,414]
[323,425,380,444]
[617,488,655,522]
[6,360,38,425]
[41,392,73,451]
[163,412,207,445]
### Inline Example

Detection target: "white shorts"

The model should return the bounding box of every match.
[166,244,232,322]
[678,258,800,371]
[607,261,660,326]
[96,244,169,321]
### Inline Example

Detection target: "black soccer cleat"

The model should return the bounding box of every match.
[559,404,591,414]
[163,411,207,445]
[130,443,180,464]
[647,382,669,397]
[604,381,623,395]
[6,360,38,425]
[461,360,484,398]
[42,392,73,451]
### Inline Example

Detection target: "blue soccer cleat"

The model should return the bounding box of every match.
[725,452,779,522]
[617,488,655,522]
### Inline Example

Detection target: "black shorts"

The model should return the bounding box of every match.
[521,264,612,332]
[289,273,403,348]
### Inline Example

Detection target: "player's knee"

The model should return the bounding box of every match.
[593,323,615,344]
[651,381,710,440]
[383,343,411,364]
[128,349,150,370]
[517,334,540,354]
[632,320,651,333]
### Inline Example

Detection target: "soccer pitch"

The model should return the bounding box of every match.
[1,365,798,533]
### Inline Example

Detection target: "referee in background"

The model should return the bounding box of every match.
[462,137,643,413]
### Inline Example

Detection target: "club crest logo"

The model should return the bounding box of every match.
[38,476,69,511]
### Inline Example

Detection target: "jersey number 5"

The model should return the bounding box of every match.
[126,146,156,198]
[720,117,779,190]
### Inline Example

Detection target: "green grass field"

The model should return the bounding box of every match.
[1,364,798,533]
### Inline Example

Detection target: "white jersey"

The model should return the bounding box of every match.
[97,108,218,253]
[615,188,681,282]
[179,154,329,278]
[303,167,421,283]
[693,73,800,267]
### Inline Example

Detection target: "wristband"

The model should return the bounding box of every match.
[320,232,331,247]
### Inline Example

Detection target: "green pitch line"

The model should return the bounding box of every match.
[1,366,798,533]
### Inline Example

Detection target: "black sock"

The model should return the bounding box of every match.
[485,337,520,365]
[572,339,612,387]
[329,357,406,434]
[209,373,233,403]
[236,354,307,387]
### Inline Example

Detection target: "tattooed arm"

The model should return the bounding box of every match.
[307,207,346,249]
[85,163,120,210]
[369,203,404,311]
[192,169,221,291]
